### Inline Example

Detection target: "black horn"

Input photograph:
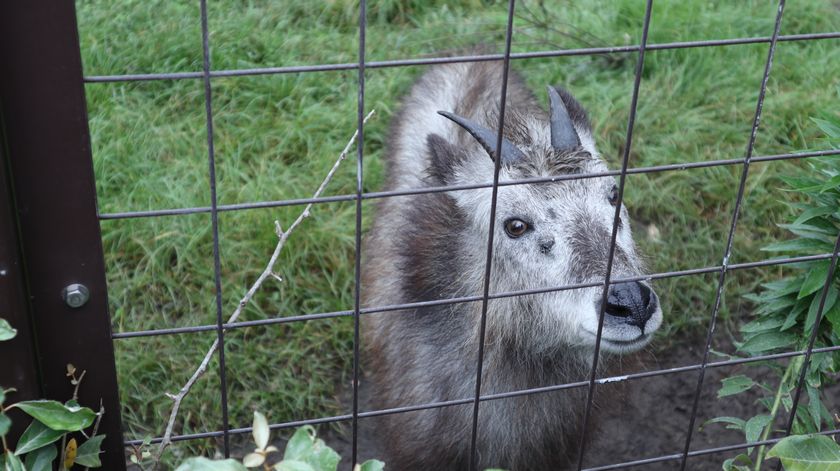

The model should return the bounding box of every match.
[437,110,526,164]
[547,86,581,151]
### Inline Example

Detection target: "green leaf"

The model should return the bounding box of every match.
[274,460,316,471]
[738,331,796,354]
[779,223,837,242]
[745,414,772,454]
[14,419,64,455]
[24,443,57,471]
[805,285,838,332]
[718,375,754,398]
[0,414,10,437]
[806,385,823,432]
[253,411,270,450]
[0,319,16,341]
[740,317,785,333]
[306,438,339,471]
[762,239,834,253]
[283,426,316,461]
[1,452,25,471]
[74,434,106,467]
[782,298,810,331]
[799,261,831,299]
[722,453,752,471]
[703,416,746,431]
[826,300,840,337]
[780,175,824,192]
[358,460,385,471]
[11,400,96,431]
[174,457,249,471]
[793,206,838,226]
[767,434,840,471]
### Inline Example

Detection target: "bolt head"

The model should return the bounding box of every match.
[62,284,90,308]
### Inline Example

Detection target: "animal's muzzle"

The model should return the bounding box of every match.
[604,281,658,333]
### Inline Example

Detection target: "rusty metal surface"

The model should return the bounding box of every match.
[0,2,126,469]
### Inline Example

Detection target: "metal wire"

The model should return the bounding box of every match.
[110,251,837,340]
[467,2,518,468]
[576,1,653,467]
[198,0,230,456]
[350,0,366,466]
[74,0,840,468]
[123,343,840,448]
[678,2,786,468]
[96,148,840,221]
[83,32,840,83]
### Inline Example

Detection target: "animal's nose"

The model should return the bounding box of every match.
[539,238,555,254]
[604,282,657,332]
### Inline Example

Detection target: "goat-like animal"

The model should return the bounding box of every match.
[361,61,663,470]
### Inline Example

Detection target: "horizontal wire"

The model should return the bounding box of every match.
[85,32,840,83]
[111,251,835,339]
[123,343,840,447]
[98,148,840,221]
[582,427,840,470]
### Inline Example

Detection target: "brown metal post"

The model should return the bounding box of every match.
[0,2,126,469]
[0,134,43,444]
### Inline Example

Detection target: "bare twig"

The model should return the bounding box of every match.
[153,110,376,466]
[60,365,86,471]
[82,400,105,471]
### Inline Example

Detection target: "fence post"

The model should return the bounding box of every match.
[0,2,127,470]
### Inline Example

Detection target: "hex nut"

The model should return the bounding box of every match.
[62,283,90,308]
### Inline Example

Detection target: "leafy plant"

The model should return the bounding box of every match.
[125,411,384,471]
[768,434,840,471]
[1,321,107,470]
[710,110,840,471]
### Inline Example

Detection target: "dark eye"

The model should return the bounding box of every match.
[504,219,529,238]
[608,185,619,206]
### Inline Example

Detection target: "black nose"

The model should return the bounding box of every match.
[604,282,657,332]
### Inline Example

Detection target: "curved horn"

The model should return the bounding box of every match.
[437,111,526,164]
[547,86,581,151]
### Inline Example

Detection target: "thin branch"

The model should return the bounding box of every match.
[153,110,376,466]
[82,400,105,471]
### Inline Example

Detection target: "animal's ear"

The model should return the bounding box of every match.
[426,133,463,185]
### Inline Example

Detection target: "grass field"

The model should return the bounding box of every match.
[74,0,840,461]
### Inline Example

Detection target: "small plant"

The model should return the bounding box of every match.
[122,411,385,471]
[1,320,107,470]
[710,110,840,470]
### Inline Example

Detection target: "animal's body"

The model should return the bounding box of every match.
[361,61,662,470]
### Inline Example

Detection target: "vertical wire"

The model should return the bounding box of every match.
[574,1,654,469]
[677,2,786,469]
[351,0,366,467]
[776,233,840,452]
[467,1,517,469]
[198,0,230,456]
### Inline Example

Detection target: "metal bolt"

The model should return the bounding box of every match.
[62,283,90,308]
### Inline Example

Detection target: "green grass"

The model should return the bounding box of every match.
[75,0,840,460]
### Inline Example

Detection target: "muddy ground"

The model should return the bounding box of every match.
[319,330,840,471]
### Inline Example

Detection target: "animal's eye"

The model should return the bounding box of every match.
[504,219,529,238]
[608,185,619,206]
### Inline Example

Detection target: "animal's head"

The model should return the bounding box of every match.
[428,86,662,355]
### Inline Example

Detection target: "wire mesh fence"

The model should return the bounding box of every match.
[72,0,840,469]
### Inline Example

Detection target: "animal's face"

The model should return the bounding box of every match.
[430,87,662,355]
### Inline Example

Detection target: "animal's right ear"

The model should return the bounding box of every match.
[426,133,462,185]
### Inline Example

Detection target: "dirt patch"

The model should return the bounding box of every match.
[321,330,840,470]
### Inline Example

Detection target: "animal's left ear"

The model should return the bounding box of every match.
[425,133,463,186]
